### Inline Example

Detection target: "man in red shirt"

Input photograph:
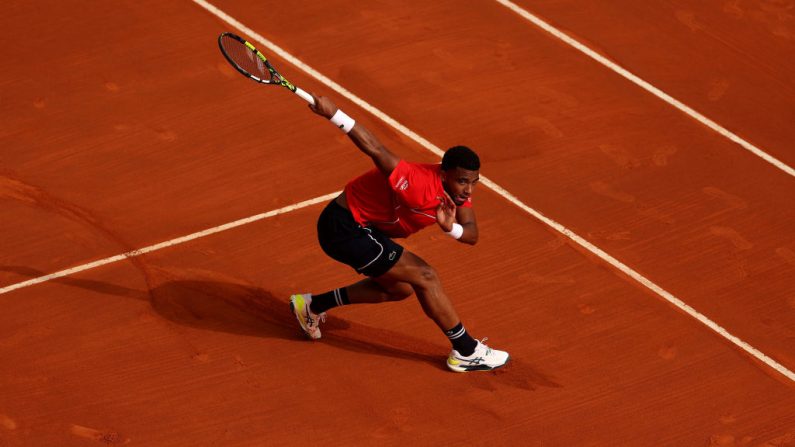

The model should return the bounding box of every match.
[290,94,509,372]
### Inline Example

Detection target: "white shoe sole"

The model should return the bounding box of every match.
[446,354,510,373]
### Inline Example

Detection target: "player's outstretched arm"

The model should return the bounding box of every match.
[309,94,399,176]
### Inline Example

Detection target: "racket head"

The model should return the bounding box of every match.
[218,32,280,84]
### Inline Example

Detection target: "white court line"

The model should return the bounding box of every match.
[0,192,340,295]
[495,0,795,179]
[189,0,795,382]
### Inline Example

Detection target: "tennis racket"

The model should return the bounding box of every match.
[218,32,315,105]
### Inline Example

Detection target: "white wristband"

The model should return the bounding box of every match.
[330,109,356,133]
[445,223,464,240]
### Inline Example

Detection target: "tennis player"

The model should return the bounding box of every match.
[290,94,509,373]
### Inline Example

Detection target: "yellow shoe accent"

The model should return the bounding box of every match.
[293,294,306,309]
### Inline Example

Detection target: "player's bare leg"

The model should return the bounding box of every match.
[345,277,414,304]
[292,249,508,372]
[300,250,459,331]
[292,251,459,336]
[289,275,412,340]
[376,250,460,331]
[376,250,509,371]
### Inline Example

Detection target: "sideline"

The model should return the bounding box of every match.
[495,0,795,178]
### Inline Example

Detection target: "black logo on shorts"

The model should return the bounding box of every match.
[388,251,397,261]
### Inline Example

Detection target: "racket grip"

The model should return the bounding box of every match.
[294,87,315,105]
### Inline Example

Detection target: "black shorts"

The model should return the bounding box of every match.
[317,199,404,277]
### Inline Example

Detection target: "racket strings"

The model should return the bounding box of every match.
[220,35,271,80]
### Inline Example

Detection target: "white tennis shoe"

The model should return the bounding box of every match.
[446,338,509,372]
[289,293,326,340]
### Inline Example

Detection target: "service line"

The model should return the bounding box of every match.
[189,0,795,382]
[495,0,795,178]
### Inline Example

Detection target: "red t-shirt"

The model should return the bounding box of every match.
[344,160,472,238]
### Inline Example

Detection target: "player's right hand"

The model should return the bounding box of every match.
[309,93,337,119]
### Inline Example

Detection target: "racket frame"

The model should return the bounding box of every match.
[218,32,314,104]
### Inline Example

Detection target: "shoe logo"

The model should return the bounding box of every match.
[454,355,484,365]
[388,251,397,260]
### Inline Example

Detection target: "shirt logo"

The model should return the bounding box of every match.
[395,176,409,191]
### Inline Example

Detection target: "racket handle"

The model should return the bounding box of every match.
[294,87,315,105]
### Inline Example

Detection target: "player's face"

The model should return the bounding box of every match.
[442,167,480,206]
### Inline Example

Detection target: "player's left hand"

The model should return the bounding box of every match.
[436,192,457,232]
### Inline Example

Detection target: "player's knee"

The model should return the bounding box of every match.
[416,264,439,286]
[399,252,439,288]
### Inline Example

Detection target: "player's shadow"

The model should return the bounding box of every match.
[149,278,452,370]
[1,265,562,390]
[0,265,445,368]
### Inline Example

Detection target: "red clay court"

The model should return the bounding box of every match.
[1,1,794,445]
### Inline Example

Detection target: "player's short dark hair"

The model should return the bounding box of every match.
[441,146,480,171]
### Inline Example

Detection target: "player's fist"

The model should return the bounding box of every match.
[309,93,337,119]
